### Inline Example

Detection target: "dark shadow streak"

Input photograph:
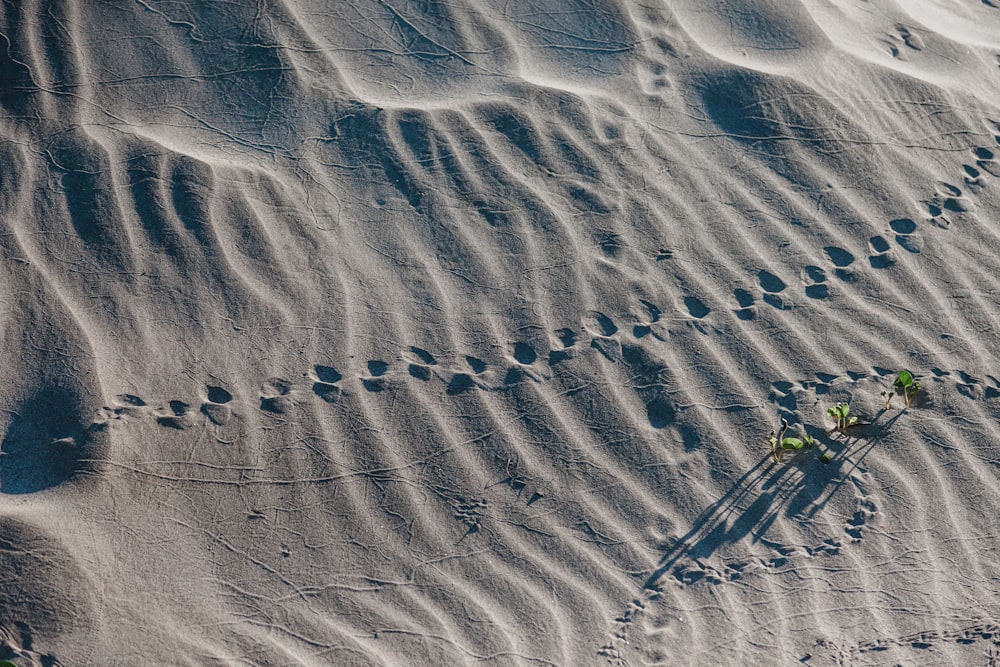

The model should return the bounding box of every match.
[644,408,905,590]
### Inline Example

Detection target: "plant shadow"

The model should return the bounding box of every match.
[644,408,905,590]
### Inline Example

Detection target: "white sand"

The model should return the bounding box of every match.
[2,1,1000,665]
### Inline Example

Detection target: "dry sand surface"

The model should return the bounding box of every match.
[3,1,1000,665]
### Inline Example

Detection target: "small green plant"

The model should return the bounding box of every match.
[826,402,858,433]
[821,452,832,464]
[880,388,894,410]
[769,418,815,463]
[893,369,921,408]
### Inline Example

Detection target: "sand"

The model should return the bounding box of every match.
[2,1,1000,665]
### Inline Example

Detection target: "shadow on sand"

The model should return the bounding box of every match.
[644,407,906,590]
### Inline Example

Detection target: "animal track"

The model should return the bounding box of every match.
[974,146,1000,176]
[926,181,974,229]
[407,346,437,381]
[889,217,922,254]
[363,360,389,392]
[846,491,879,541]
[259,378,293,414]
[202,385,233,425]
[823,245,859,283]
[836,621,1000,663]
[757,268,790,309]
[633,300,663,339]
[887,24,924,59]
[868,235,896,269]
[880,135,1000,256]
[512,341,538,365]
[670,538,843,587]
[156,400,191,430]
[802,265,829,299]
[454,498,486,537]
[733,287,756,320]
[312,364,343,402]
[683,295,710,319]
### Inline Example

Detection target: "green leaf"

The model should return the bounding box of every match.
[0,661,19,667]
[803,434,815,447]
[894,369,914,388]
[847,416,857,426]
[821,453,832,463]
[781,437,805,450]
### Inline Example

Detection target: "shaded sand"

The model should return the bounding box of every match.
[2,1,1000,665]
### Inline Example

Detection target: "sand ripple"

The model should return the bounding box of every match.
[1,1,1000,664]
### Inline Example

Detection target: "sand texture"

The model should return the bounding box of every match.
[2,1,1000,665]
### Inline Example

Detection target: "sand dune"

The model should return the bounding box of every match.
[2,1,1000,664]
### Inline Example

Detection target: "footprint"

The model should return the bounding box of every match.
[260,378,293,414]
[454,498,487,537]
[314,365,342,384]
[597,231,624,257]
[549,329,576,365]
[363,360,389,392]
[312,365,342,402]
[633,301,661,338]
[683,295,710,319]
[985,375,1000,400]
[512,342,538,365]
[407,346,437,381]
[927,184,972,226]
[886,25,923,59]
[637,59,673,95]
[845,494,879,541]
[446,373,476,395]
[926,199,949,227]
[733,288,756,320]
[585,312,621,361]
[202,385,233,425]
[646,396,676,428]
[117,394,145,407]
[962,163,986,189]
[508,342,545,384]
[156,400,192,429]
[956,372,985,400]
[895,24,924,50]
[585,311,618,337]
[110,393,148,418]
[889,218,922,254]
[802,265,829,299]
[758,269,789,309]
[409,346,436,363]
[591,336,622,363]
[465,355,487,374]
[974,146,1000,176]
[868,235,896,269]
[824,245,855,267]
[941,182,962,197]
[823,245,858,282]
[943,196,971,213]
[206,386,232,404]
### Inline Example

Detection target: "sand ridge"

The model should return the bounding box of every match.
[2,1,1000,665]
